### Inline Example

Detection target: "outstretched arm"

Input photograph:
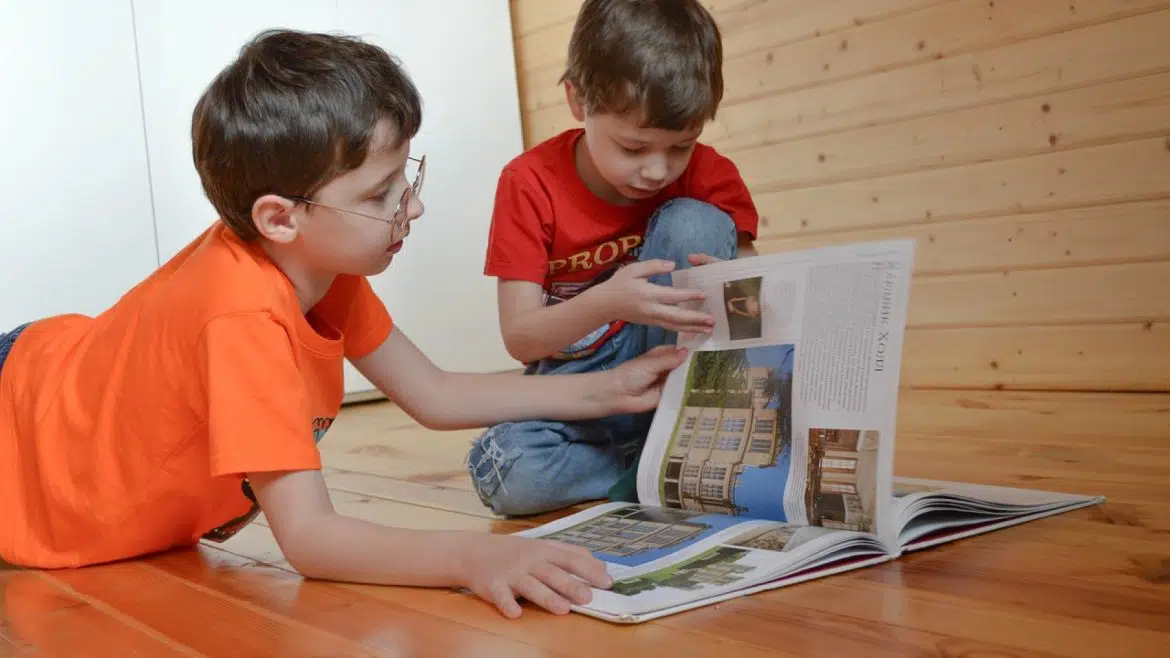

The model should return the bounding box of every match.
[349,325,688,431]
[247,468,612,618]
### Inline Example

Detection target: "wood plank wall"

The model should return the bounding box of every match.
[507,0,1170,514]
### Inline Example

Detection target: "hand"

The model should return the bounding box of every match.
[594,259,714,334]
[454,533,612,618]
[687,253,724,267]
[592,345,689,415]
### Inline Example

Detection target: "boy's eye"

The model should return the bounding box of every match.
[620,145,644,154]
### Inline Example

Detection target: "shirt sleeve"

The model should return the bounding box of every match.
[684,146,761,240]
[200,313,323,478]
[483,165,554,283]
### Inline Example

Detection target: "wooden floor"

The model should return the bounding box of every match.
[2,399,1167,657]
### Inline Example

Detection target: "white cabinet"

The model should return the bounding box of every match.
[0,1,160,329]
[0,1,524,394]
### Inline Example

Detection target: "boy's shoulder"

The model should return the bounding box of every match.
[682,140,744,179]
[498,128,583,191]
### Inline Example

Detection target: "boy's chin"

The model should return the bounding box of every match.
[345,253,397,278]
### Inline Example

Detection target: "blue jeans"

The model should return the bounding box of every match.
[466,198,738,516]
[0,323,30,377]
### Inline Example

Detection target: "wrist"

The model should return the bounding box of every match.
[434,530,475,587]
[578,282,622,325]
[578,370,621,417]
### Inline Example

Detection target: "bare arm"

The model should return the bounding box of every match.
[247,468,612,618]
[496,260,716,364]
[496,279,614,365]
[350,325,687,431]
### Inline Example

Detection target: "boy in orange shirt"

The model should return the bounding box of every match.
[468,0,760,516]
[0,29,690,620]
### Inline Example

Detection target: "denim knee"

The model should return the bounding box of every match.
[640,197,738,274]
[465,420,629,517]
[465,423,561,517]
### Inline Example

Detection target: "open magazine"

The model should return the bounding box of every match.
[513,239,1104,624]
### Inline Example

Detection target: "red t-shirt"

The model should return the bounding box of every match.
[0,221,393,568]
[484,128,759,360]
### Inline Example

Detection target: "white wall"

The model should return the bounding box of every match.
[133,0,338,262]
[1,0,523,395]
[336,0,524,388]
[0,2,160,329]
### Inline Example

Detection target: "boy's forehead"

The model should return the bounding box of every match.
[370,119,409,156]
[322,119,408,195]
[596,112,702,144]
[356,122,409,172]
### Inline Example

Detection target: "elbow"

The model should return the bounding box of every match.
[284,552,321,580]
[414,411,460,432]
[392,399,453,431]
[273,531,326,581]
[501,327,542,365]
[401,392,464,431]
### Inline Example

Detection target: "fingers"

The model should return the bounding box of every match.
[515,575,573,616]
[531,562,594,607]
[648,285,707,305]
[622,259,677,278]
[480,580,523,619]
[547,547,613,590]
[648,306,716,334]
[687,253,723,266]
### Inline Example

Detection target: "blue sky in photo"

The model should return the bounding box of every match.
[743,344,795,410]
[730,442,792,523]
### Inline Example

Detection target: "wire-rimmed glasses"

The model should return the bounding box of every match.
[283,155,425,244]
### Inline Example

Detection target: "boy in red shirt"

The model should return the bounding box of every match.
[469,0,760,516]
[0,29,690,620]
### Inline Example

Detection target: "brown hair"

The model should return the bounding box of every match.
[191,29,422,240]
[560,0,723,131]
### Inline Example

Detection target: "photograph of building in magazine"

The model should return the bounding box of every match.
[512,240,1105,624]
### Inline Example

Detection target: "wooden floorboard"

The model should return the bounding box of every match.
[1,398,1167,656]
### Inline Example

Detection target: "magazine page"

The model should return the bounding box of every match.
[890,477,1105,550]
[635,240,915,551]
[513,502,770,580]
[515,502,889,622]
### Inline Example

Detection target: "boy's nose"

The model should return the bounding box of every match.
[641,157,668,183]
[407,194,425,221]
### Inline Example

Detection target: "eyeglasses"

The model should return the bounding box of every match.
[283,155,425,244]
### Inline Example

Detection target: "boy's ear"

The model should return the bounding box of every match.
[564,82,586,122]
[251,194,301,244]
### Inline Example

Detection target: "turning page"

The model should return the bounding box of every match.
[636,240,915,550]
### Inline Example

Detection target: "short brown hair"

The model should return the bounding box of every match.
[560,0,723,131]
[192,29,422,240]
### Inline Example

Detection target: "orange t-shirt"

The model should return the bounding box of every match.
[0,221,393,568]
